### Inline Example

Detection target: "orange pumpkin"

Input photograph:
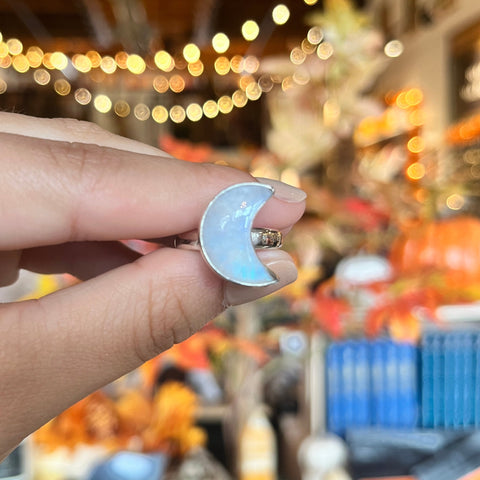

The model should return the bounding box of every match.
[390,216,480,285]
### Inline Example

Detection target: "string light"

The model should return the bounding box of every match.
[100,56,117,74]
[33,68,50,85]
[170,105,186,123]
[126,54,146,74]
[212,33,230,54]
[188,60,204,77]
[307,26,323,45]
[73,54,92,73]
[12,54,29,73]
[153,75,169,93]
[218,95,233,114]
[317,42,334,60]
[183,43,200,63]
[272,5,290,25]
[51,51,68,70]
[7,38,22,55]
[94,94,112,113]
[203,100,219,119]
[114,100,131,117]
[186,103,203,122]
[134,103,150,121]
[246,81,262,100]
[214,56,230,75]
[152,105,168,123]
[241,20,260,41]
[232,89,248,108]
[74,87,92,105]
[54,79,71,96]
[26,46,43,68]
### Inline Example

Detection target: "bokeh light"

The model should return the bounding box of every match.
[33,68,50,85]
[74,88,92,105]
[188,60,204,77]
[12,54,29,73]
[307,26,324,45]
[317,42,334,60]
[183,43,201,63]
[203,100,219,119]
[51,51,68,70]
[384,40,404,58]
[153,75,169,93]
[134,103,150,121]
[154,50,174,72]
[214,56,230,75]
[54,79,71,96]
[212,33,230,54]
[7,38,22,55]
[169,74,185,93]
[170,105,186,123]
[94,94,112,113]
[406,162,426,180]
[407,136,425,153]
[114,100,131,117]
[186,103,203,122]
[272,4,290,25]
[100,56,117,74]
[218,95,234,114]
[241,20,260,41]
[126,54,146,74]
[72,54,92,73]
[446,193,465,210]
[232,89,248,108]
[152,105,168,123]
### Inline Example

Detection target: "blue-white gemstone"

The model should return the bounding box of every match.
[199,182,277,287]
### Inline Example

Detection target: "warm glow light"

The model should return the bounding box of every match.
[446,193,465,210]
[86,50,102,68]
[258,75,274,92]
[203,100,219,118]
[281,76,294,91]
[183,43,200,63]
[232,89,248,108]
[51,51,68,70]
[100,56,117,74]
[304,0,318,4]
[395,92,409,109]
[0,55,11,68]
[170,105,186,123]
[405,88,423,106]
[42,53,54,69]
[290,47,306,65]
[26,46,43,68]
[0,78,7,94]
[307,26,324,45]
[407,136,425,153]
[241,20,260,41]
[154,50,174,72]
[72,54,92,73]
[34,68,50,85]
[94,94,112,113]
[281,168,301,188]
[301,38,316,54]
[169,74,185,93]
[152,105,168,123]
[406,162,425,180]
[54,79,71,96]
[74,88,92,105]
[409,109,425,126]
[173,54,187,70]
[293,69,311,85]
[114,100,131,117]
[0,42,8,58]
[239,75,255,91]
[243,55,259,74]
[317,42,334,59]
[126,54,146,74]
[230,55,244,73]
[384,40,404,58]
[272,4,290,25]
[186,103,203,122]
[218,95,234,114]
[188,60,204,77]
[12,54,29,73]
[212,33,230,54]
[134,103,150,121]
[153,75,169,93]
[214,56,230,75]
[7,38,22,55]
[246,82,262,101]
[0,32,2,43]
[115,51,129,69]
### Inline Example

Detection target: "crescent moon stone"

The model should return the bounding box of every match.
[199,182,278,287]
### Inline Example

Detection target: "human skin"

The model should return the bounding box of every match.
[0,112,305,459]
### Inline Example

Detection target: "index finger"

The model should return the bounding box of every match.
[0,119,305,250]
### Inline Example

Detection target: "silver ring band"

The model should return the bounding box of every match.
[174,228,282,250]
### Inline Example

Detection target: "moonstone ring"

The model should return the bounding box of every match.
[175,182,283,287]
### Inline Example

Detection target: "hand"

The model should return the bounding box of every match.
[0,112,305,458]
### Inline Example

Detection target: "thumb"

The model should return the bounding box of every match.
[0,247,296,454]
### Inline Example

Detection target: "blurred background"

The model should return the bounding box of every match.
[4,0,480,479]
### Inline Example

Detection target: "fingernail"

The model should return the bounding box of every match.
[223,250,298,307]
[256,177,307,203]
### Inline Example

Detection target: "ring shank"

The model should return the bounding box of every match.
[175,227,282,250]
